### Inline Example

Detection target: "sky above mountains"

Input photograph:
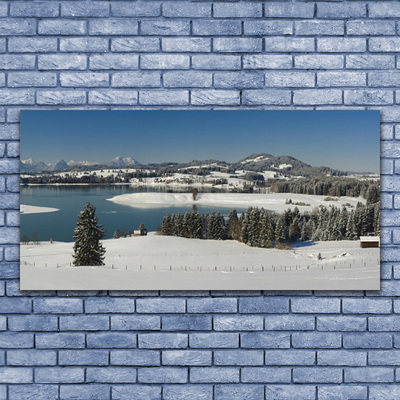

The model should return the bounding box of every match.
[21,110,380,173]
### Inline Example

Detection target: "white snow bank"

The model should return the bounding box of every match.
[20,235,379,290]
[107,192,365,212]
[20,205,59,214]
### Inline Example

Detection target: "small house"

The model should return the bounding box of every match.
[360,236,380,248]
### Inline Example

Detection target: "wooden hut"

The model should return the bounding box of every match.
[360,236,380,248]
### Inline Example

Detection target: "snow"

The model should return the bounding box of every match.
[240,155,269,164]
[274,163,292,170]
[107,192,365,212]
[20,235,380,290]
[20,204,59,214]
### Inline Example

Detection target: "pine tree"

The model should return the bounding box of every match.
[374,203,380,235]
[275,215,286,245]
[161,213,173,236]
[288,219,301,242]
[73,202,106,266]
[346,210,357,240]
[227,209,241,241]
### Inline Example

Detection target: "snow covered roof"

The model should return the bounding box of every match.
[360,236,380,242]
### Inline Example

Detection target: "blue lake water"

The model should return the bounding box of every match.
[20,185,247,242]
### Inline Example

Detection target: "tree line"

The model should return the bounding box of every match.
[161,201,380,249]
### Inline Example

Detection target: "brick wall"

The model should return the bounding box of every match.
[1,1,400,399]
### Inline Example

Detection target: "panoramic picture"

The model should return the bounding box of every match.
[20,110,380,290]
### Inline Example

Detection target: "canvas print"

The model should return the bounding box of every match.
[20,110,380,290]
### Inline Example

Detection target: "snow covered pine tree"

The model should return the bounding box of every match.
[73,202,106,266]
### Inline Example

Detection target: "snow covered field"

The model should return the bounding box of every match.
[107,192,365,212]
[21,234,379,290]
[20,204,59,214]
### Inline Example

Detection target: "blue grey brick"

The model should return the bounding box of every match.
[162,350,211,366]
[317,316,366,331]
[38,54,87,70]
[34,298,83,313]
[242,89,291,105]
[318,350,366,366]
[189,333,238,348]
[60,72,109,88]
[187,298,236,313]
[345,90,393,105]
[0,55,35,70]
[90,54,138,70]
[318,72,365,87]
[318,385,367,400]
[110,350,159,366]
[112,2,159,17]
[346,55,395,70]
[112,38,160,53]
[369,350,400,365]
[0,316,5,331]
[163,385,212,400]
[264,37,314,53]
[0,333,33,348]
[242,367,291,383]
[7,349,56,366]
[37,333,85,349]
[191,90,239,106]
[35,367,84,383]
[265,2,314,18]
[265,350,315,365]
[141,21,189,36]
[190,367,238,383]
[343,333,392,349]
[60,385,110,400]
[345,367,393,383]
[8,72,56,88]
[162,38,211,53]
[37,90,86,105]
[138,367,187,383]
[214,350,263,366]
[369,316,400,331]
[85,298,135,313]
[139,333,187,349]
[293,367,342,383]
[265,315,315,331]
[0,297,31,313]
[214,38,262,53]
[214,72,264,89]
[10,2,59,17]
[8,385,58,400]
[318,38,366,53]
[294,89,342,105]
[0,3,6,17]
[140,90,188,105]
[296,55,344,70]
[112,385,161,400]
[9,37,57,53]
[163,2,210,18]
[214,3,261,18]
[141,54,189,70]
[241,332,290,349]
[39,19,86,35]
[370,71,400,87]
[87,332,137,349]
[370,38,400,53]
[292,298,340,313]
[8,315,57,331]
[62,2,110,17]
[215,385,264,400]
[0,124,19,140]
[163,71,211,88]
[89,19,138,35]
[60,38,108,53]
[214,315,263,331]
[111,315,160,330]
[89,89,138,105]
[0,19,36,36]
[369,3,400,18]
[0,367,32,383]
[265,72,314,88]
[347,20,395,36]
[265,385,315,400]
[239,297,289,313]
[371,386,400,400]
[59,350,109,366]
[193,20,241,36]
[5,245,19,261]
[86,367,136,383]
[0,73,4,87]
[244,21,292,36]
[293,333,341,349]
[295,20,344,36]
[192,55,240,70]
[318,3,366,19]
[0,263,19,279]
[343,299,391,314]
[60,315,109,331]
[162,315,211,331]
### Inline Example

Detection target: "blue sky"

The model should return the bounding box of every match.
[21,110,380,173]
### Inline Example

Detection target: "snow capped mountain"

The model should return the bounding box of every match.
[53,160,69,171]
[109,156,140,167]
[67,160,97,167]
[20,159,50,173]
